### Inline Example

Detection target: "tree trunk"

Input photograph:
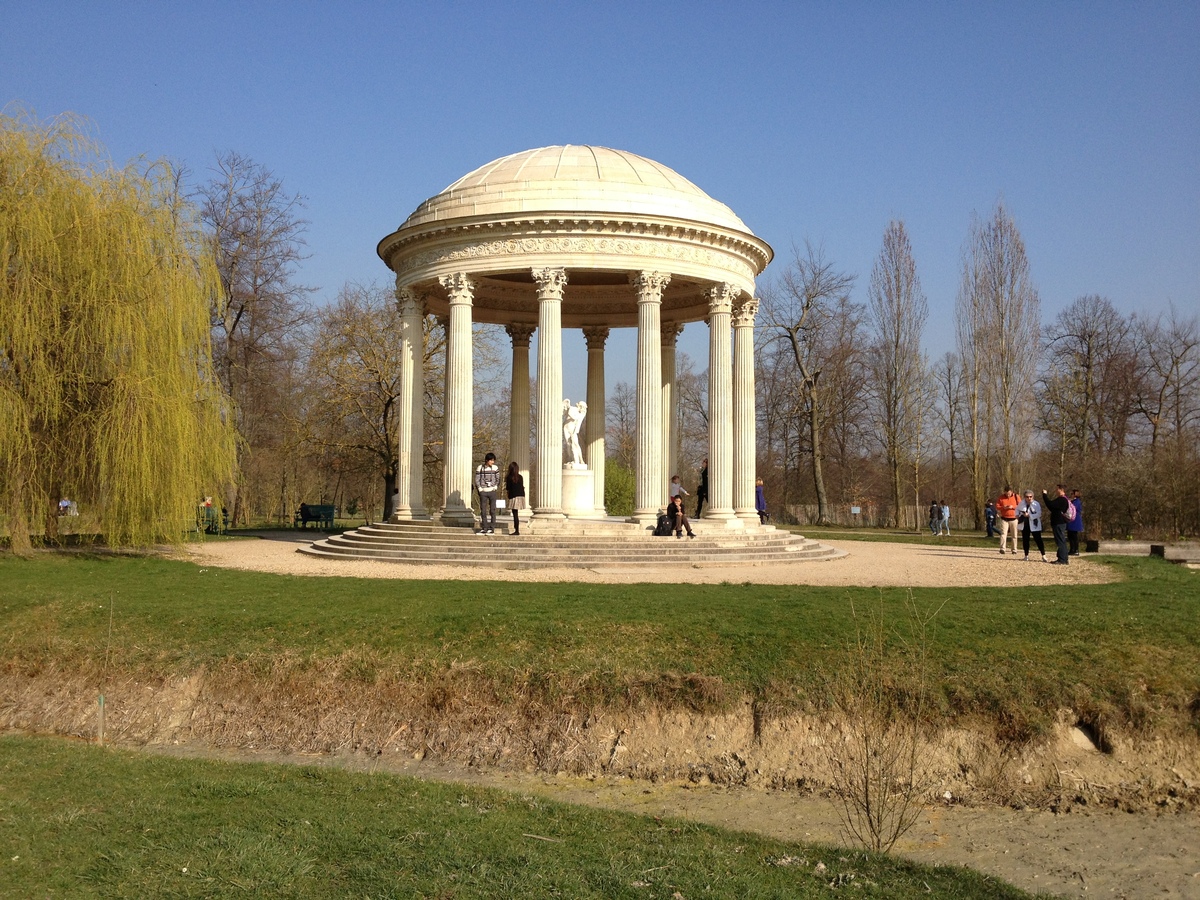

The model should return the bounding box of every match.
[809,387,831,526]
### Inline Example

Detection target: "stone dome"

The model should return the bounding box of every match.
[377,145,772,328]
[399,145,751,234]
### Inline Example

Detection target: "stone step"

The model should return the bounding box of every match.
[297,520,842,569]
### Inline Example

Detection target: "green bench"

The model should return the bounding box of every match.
[294,503,336,529]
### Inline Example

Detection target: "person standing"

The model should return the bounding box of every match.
[1042,484,1071,564]
[1068,490,1084,556]
[669,474,689,501]
[755,477,769,524]
[505,461,526,536]
[996,488,1019,555]
[695,458,709,518]
[1017,490,1047,562]
[474,452,501,535]
[984,500,997,538]
[928,500,940,537]
[939,501,951,536]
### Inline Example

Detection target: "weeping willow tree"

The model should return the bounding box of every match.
[0,111,236,554]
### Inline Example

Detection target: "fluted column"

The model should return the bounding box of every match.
[533,268,567,519]
[733,296,760,523]
[660,322,683,501]
[633,271,670,521]
[582,326,609,515]
[706,283,736,523]
[439,273,475,527]
[506,324,535,490]
[393,286,429,521]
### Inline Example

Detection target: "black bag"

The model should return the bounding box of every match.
[654,513,673,537]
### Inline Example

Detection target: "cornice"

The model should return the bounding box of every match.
[378,214,772,276]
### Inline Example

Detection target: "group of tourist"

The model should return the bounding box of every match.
[471,452,525,536]
[472,453,770,538]
[991,485,1083,564]
[927,500,952,536]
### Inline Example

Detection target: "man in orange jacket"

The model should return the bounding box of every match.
[995,488,1019,556]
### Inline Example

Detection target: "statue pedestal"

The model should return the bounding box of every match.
[562,466,595,517]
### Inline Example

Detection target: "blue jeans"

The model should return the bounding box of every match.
[1052,523,1069,563]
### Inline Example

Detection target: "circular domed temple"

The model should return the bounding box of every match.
[375,145,773,531]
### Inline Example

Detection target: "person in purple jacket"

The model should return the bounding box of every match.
[1068,489,1084,556]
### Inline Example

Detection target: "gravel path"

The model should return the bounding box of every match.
[183,531,1116,586]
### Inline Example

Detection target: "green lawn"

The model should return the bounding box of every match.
[1,548,1198,741]
[0,734,1037,899]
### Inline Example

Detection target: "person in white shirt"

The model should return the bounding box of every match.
[1016,490,1047,562]
[668,474,689,501]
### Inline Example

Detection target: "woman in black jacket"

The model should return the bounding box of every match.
[505,461,526,535]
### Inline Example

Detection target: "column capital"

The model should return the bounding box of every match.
[733,296,760,328]
[582,325,610,351]
[706,282,738,316]
[532,267,568,299]
[439,273,475,305]
[396,286,427,318]
[660,321,684,346]
[632,271,671,300]
[505,323,536,348]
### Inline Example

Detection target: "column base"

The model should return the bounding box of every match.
[702,510,744,528]
[391,510,432,523]
[440,506,476,528]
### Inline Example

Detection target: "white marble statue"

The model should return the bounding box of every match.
[562,399,587,467]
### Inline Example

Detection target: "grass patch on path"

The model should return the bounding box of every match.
[0,734,1035,899]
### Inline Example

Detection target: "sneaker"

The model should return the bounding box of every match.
[1010,550,1017,555]
[999,549,1005,555]
[1022,555,1028,561]
[688,532,695,539]
[676,533,683,539]
[1041,554,1048,562]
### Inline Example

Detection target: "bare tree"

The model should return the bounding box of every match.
[932,352,964,498]
[195,151,313,524]
[1136,305,1200,456]
[956,202,1039,526]
[761,242,857,525]
[606,381,637,470]
[1042,295,1140,461]
[866,221,929,527]
[304,282,405,520]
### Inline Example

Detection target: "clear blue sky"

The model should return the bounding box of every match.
[5,2,1197,399]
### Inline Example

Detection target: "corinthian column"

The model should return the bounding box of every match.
[582,326,609,515]
[706,283,736,523]
[393,285,429,521]
[733,296,760,523]
[506,323,535,488]
[633,271,670,521]
[439,273,475,527]
[661,322,683,501]
[533,268,567,519]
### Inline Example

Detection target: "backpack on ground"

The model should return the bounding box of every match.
[654,513,672,537]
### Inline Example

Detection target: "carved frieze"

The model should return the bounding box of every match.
[392,230,758,286]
